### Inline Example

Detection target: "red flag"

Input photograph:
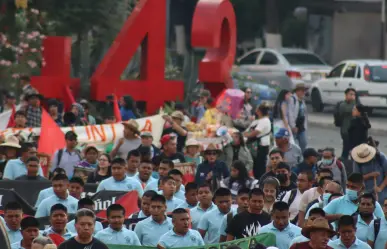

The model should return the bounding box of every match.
[38,109,66,156]
[113,94,122,122]
[63,86,76,112]
[6,105,16,128]
[96,191,139,219]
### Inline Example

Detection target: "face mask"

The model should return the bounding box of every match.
[322,193,331,206]
[276,174,288,184]
[346,189,358,201]
[322,159,333,165]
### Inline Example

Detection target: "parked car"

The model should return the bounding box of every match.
[310,59,387,113]
[233,48,332,93]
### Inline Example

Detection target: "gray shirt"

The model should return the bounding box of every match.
[51,148,82,177]
[271,143,303,169]
[113,137,142,159]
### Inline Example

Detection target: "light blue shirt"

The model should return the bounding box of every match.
[134,216,173,246]
[219,208,238,236]
[324,195,385,218]
[5,225,22,244]
[356,215,375,242]
[3,158,44,180]
[133,173,157,188]
[0,216,4,226]
[190,202,216,230]
[95,226,141,245]
[174,188,185,201]
[97,176,144,197]
[367,218,387,249]
[177,201,196,210]
[158,229,205,248]
[328,238,371,249]
[258,222,301,249]
[198,206,230,244]
[35,194,78,218]
[144,180,159,192]
[42,227,75,240]
[166,196,184,213]
[66,219,103,235]
[35,187,54,208]
[11,241,23,249]
[129,210,149,219]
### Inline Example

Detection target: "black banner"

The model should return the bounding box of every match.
[0,181,97,209]
[0,188,36,215]
[90,191,130,213]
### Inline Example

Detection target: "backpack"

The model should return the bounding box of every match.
[131,211,140,219]
[333,101,344,127]
[374,218,381,242]
[56,148,82,168]
[285,189,298,206]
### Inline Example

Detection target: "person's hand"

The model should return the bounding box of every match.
[368,172,380,178]
[117,138,124,147]
[162,115,172,123]
[292,127,298,134]
[375,186,383,193]
[206,171,213,181]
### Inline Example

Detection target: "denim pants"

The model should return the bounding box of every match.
[294,130,307,152]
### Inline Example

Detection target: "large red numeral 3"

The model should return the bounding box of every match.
[91,0,184,114]
[191,0,237,98]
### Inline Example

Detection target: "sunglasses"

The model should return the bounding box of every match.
[205,151,217,156]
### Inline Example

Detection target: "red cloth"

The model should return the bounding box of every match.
[6,105,16,128]
[113,94,122,122]
[47,233,65,246]
[64,86,76,112]
[37,109,66,156]
[96,191,139,219]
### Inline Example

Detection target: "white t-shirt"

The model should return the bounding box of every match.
[254,117,271,146]
[281,189,302,221]
[298,187,321,212]
[114,137,142,159]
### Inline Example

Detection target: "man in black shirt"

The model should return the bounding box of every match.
[153,135,186,166]
[58,208,108,249]
[162,111,188,153]
[275,162,297,200]
[15,156,49,181]
[226,188,271,240]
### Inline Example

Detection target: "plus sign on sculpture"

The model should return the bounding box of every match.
[30,0,237,114]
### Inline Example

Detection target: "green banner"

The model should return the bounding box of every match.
[107,233,276,249]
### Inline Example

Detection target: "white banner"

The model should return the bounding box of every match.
[0,114,165,148]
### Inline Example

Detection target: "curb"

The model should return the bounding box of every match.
[308,119,387,136]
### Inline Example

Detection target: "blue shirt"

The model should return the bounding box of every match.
[95,226,141,245]
[219,208,238,236]
[356,215,375,242]
[133,173,157,189]
[328,238,371,249]
[97,176,144,197]
[177,201,196,210]
[3,158,44,180]
[158,229,204,248]
[10,241,23,249]
[134,216,173,246]
[35,187,54,208]
[166,196,184,213]
[198,206,230,244]
[190,202,216,230]
[144,180,159,192]
[66,219,103,235]
[258,222,301,249]
[174,188,185,201]
[367,218,387,249]
[324,195,385,218]
[120,108,136,121]
[35,194,78,218]
[42,227,74,240]
[5,225,22,244]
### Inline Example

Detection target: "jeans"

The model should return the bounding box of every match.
[294,130,307,152]
[341,133,351,160]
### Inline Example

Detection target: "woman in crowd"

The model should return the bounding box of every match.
[87,153,111,184]
[71,103,88,126]
[220,132,253,172]
[348,104,371,150]
[272,90,293,141]
[184,139,203,169]
[220,160,258,198]
[120,95,140,121]
[262,177,279,213]
[76,145,99,170]
[244,103,272,179]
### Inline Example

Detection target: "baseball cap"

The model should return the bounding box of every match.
[274,128,290,139]
[160,134,174,146]
[140,131,153,138]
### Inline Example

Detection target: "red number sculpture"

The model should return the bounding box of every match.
[191,0,237,98]
[91,0,184,114]
[31,37,80,111]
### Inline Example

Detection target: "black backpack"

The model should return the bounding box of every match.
[333,101,344,127]
[56,148,82,168]
[374,218,381,242]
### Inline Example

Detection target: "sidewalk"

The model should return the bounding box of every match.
[308,113,387,136]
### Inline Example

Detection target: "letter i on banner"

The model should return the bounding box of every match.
[91,0,184,114]
[191,0,237,98]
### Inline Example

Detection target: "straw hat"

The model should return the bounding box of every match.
[0,136,21,149]
[171,111,184,120]
[301,217,336,239]
[204,143,221,152]
[351,143,377,164]
[294,83,306,92]
[122,119,140,134]
[185,138,200,148]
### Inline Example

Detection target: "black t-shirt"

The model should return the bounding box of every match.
[153,152,186,166]
[226,211,271,239]
[87,172,111,184]
[58,237,109,249]
[277,182,297,201]
[162,127,187,152]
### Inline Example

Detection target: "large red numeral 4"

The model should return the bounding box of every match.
[191,0,237,97]
[91,0,184,114]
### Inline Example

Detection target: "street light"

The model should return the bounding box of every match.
[382,0,385,59]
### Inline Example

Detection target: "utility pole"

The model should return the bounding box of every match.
[265,0,281,48]
[381,0,386,59]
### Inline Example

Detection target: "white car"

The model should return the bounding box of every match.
[310,59,387,112]
[233,48,332,91]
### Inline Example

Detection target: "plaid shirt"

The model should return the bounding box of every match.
[26,105,42,127]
